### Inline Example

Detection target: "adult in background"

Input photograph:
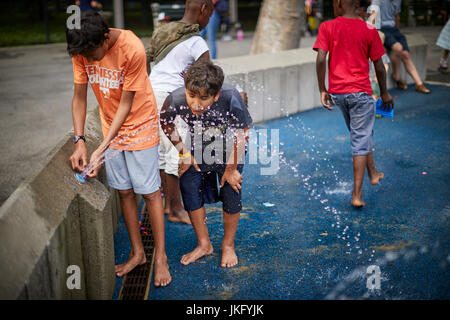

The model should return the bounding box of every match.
[373,0,431,94]
[437,19,450,74]
[200,0,228,59]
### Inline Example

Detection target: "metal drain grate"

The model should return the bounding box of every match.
[118,199,155,300]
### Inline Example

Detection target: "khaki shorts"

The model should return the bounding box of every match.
[154,90,189,177]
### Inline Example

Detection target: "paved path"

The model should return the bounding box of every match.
[113,84,449,299]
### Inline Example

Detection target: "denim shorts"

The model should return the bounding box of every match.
[179,164,244,214]
[330,92,375,156]
[381,26,410,52]
[105,144,161,195]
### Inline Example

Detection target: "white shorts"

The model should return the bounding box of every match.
[154,90,189,177]
[105,144,161,195]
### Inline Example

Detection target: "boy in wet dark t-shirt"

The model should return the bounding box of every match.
[160,60,252,268]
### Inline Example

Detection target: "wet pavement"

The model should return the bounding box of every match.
[113,84,450,299]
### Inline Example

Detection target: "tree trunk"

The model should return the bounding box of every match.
[250,0,305,55]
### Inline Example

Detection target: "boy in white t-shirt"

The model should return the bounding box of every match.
[147,0,214,225]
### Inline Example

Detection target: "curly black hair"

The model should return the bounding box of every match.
[66,11,110,56]
[184,60,224,97]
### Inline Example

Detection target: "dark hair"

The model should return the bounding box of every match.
[66,11,110,56]
[184,60,224,96]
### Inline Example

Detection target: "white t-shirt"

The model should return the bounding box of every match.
[149,36,209,93]
[367,4,381,30]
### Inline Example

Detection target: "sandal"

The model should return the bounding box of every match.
[391,75,408,90]
[415,83,431,94]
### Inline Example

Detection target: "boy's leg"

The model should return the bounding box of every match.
[221,211,240,268]
[159,169,171,214]
[352,155,367,207]
[115,189,147,276]
[120,146,171,286]
[165,173,191,224]
[180,206,214,265]
[366,152,384,185]
[142,190,172,287]
[156,89,190,224]
[347,93,377,207]
[105,152,146,276]
[219,165,244,267]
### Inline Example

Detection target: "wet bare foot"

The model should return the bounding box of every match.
[221,245,238,268]
[369,172,384,185]
[115,250,146,277]
[351,193,366,208]
[180,244,213,265]
[168,208,191,225]
[153,254,172,287]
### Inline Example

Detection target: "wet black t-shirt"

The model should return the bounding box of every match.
[160,83,253,171]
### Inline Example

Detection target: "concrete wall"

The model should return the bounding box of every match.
[217,34,428,124]
[0,107,121,300]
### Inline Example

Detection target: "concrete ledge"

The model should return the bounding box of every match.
[0,107,120,300]
[217,34,427,123]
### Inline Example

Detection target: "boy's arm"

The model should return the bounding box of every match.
[87,90,135,177]
[70,83,88,172]
[220,126,250,193]
[316,48,334,110]
[395,14,400,28]
[374,58,394,110]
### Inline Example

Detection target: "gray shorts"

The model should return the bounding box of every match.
[330,92,375,156]
[105,144,161,195]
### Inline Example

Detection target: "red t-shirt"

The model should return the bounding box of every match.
[313,17,385,95]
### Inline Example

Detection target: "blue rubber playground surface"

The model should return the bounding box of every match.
[113,84,450,300]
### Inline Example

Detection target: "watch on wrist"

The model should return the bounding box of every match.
[73,135,86,144]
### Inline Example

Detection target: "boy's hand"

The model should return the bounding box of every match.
[380,92,394,111]
[70,142,88,173]
[320,91,334,110]
[86,146,104,178]
[220,169,242,193]
[178,153,200,177]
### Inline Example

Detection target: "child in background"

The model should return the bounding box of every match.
[160,60,252,267]
[314,0,394,207]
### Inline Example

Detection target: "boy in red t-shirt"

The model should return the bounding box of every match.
[313,0,394,207]
[67,11,171,286]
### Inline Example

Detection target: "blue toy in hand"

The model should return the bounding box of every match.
[376,98,394,118]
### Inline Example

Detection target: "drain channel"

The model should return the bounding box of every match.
[118,199,154,300]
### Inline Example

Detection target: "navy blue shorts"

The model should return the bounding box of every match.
[179,164,244,214]
[381,26,410,52]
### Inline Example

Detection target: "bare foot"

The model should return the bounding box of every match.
[221,245,238,268]
[351,193,366,208]
[115,251,146,277]
[369,172,384,185]
[168,208,192,225]
[153,254,172,287]
[180,244,213,265]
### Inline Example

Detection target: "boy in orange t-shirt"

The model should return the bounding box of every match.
[67,11,171,286]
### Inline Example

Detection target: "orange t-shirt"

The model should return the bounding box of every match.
[72,29,159,151]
